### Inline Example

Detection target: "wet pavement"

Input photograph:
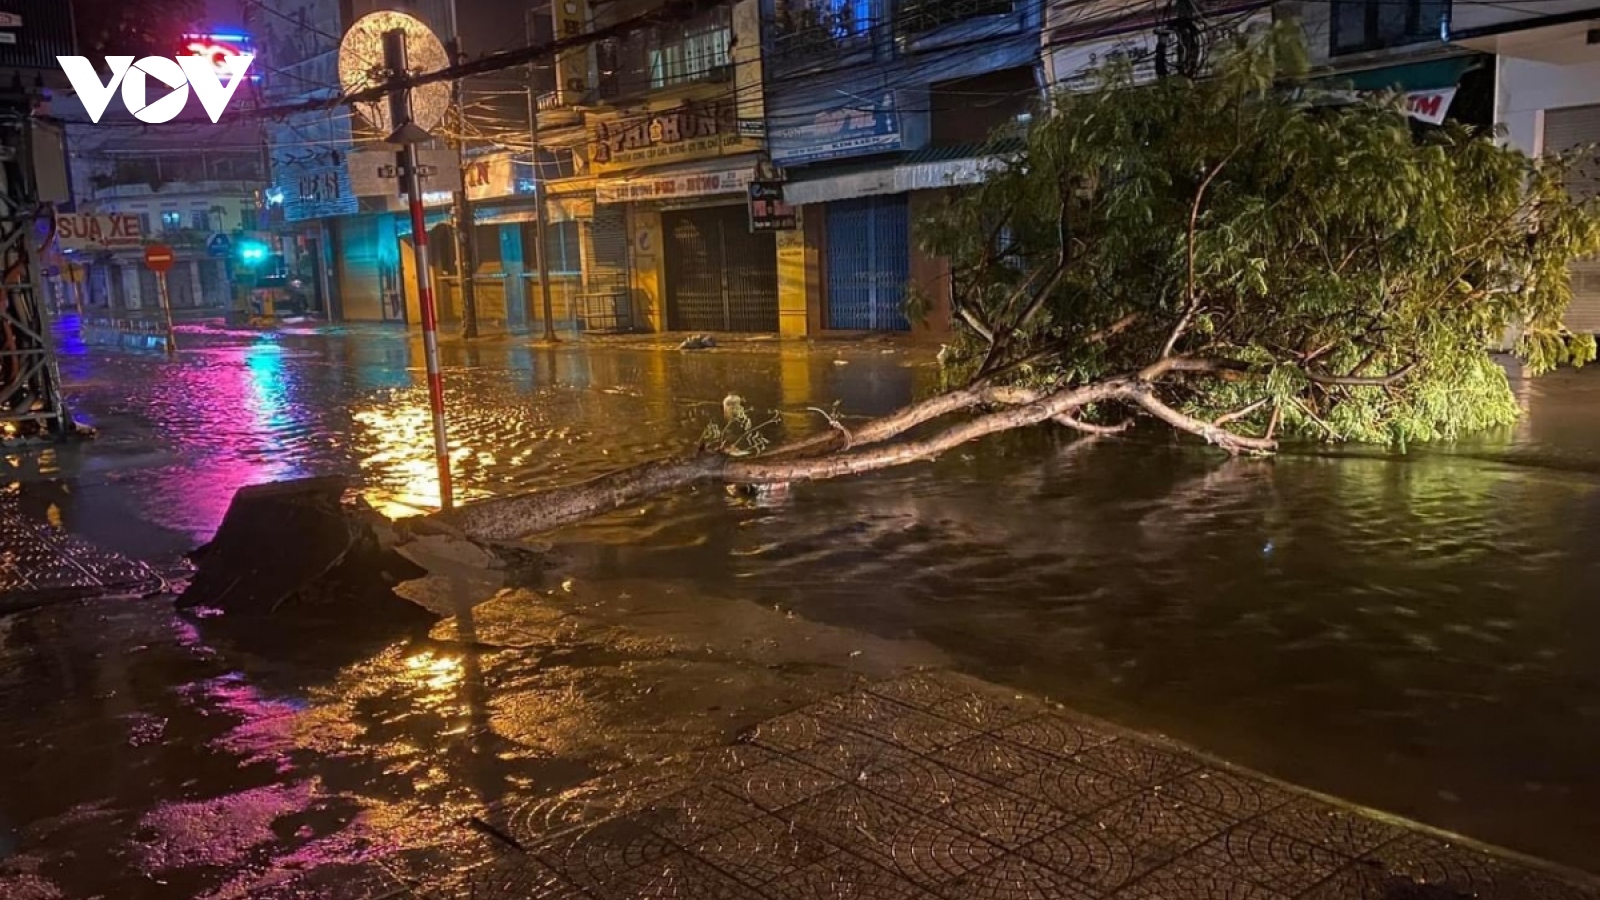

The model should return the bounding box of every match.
[446,671,1600,900]
[3,319,1600,897]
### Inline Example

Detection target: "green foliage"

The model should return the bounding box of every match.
[921,26,1600,445]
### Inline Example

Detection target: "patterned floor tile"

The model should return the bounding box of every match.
[1156,768,1292,819]
[934,790,1071,850]
[438,855,587,900]
[1189,823,1347,895]
[847,708,982,755]
[927,692,1044,731]
[1012,764,1141,818]
[937,853,1104,900]
[997,715,1119,760]
[716,756,842,812]
[690,814,839,887]
[856,814,1006,889]
[583,850,748,900]
[1022,820,1140,891]
[934,735,1058,787]
[790,731,915,782]
[862,757,994,814]
[1255,797,1404,858]
[1370,834,1600,900]
[1087,792,1232,873]
[813,691,914,729]
[1117,855,1295,900]
[746,712,836,753]
[762,852,942,900]
[870,673,970,711]
[533,818,675,893]
[1072,742,1200,788]
[788,785,920,850]
[639,784,767,846]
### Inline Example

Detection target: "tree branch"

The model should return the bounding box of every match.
[1053,415,1134,435]
[1161,150,1237,359]
[1124,386,1277,454]
[1213,397,1271,426]
[1303,363,1416,387]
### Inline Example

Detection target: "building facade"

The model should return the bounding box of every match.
[761,0,1045,336]
[1450,0,1600,333]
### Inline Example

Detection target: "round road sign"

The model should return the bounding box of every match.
[144,244,176,273]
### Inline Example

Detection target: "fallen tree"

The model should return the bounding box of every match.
[433,30,1600,547]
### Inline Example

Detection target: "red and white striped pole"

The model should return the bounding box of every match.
[385,28,453,510]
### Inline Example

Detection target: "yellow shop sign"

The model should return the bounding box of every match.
[589,98,761,175]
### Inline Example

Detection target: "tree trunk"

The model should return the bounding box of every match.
[434,380,1161,545]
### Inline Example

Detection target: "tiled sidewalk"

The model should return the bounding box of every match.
[0,495,166,613]
[435,671,1600,900]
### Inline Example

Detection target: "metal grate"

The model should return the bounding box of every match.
[664,207,779,332]
[826,195,911,331]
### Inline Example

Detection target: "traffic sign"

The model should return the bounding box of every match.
[206,232,232,257]
[144,244,176,274]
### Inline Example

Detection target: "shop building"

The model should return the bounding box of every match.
[761,0,1045,336]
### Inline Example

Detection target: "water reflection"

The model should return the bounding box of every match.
[5,323,1600,874]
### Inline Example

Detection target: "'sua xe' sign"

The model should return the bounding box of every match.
[54,212,145,251]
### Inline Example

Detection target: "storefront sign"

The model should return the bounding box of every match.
[770,91,900,165]
[589,98,762,175]
[54,212,144,251]
[1399,88,1456,125]
[465,153,517,201]
[595,168,751,203]
[748,181,796,232]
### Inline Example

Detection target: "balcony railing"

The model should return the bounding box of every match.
[896,0,1015,36]
[769,3,875,61]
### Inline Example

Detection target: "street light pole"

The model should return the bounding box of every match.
[527,9,558,343]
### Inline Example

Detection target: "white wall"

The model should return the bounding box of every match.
[1452,0,1596,36]
[1497,52,1600,155]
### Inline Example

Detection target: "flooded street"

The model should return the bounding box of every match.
[3,322,1600,897]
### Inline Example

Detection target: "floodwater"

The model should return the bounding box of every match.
[3,320,1600,897]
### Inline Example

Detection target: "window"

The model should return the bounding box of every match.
[897,0,1013,36]
[773,0,873,58]
[161,210,182,232]
[137,213,152,236]
[192,210,211,232]
[648,20,730,88]
[1331,0,1447,54]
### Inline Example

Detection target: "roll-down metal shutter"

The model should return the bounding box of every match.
[826,196,911,331]
[663,207,778,332]
[1544,104,1600,334]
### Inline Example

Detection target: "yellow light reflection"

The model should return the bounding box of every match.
[353,403,490,519]
[404,650,464,694]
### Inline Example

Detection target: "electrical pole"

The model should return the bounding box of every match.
[526,9,559,343]
[446,2,479,339]
[384,28,454,510]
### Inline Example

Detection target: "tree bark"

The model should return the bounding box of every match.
[431,378,1271,546]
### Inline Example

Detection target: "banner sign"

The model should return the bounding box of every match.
[54,213,145,251]
[748,181,796,231]
[770,91,900,165]
[595,168,751,203]
[588,98,762,175]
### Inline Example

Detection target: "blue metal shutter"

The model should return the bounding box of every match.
[826,196,911,331]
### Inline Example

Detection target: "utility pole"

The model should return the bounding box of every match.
[446,1,479,339]
[384,28,454,510]
[526,8,559,343]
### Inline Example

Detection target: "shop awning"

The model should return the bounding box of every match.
[393,209,452,239]
[474,194,595,225]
